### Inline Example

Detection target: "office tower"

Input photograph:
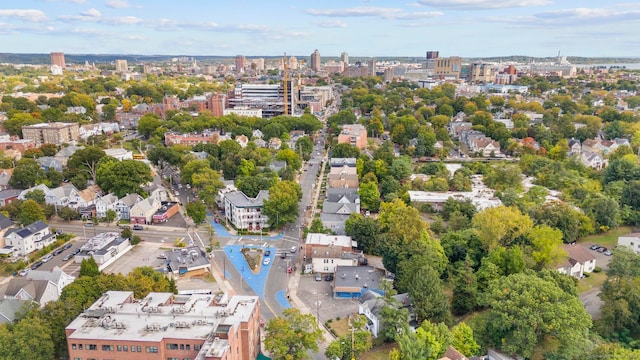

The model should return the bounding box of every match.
[341,52,349,65]
[235,55,246,73]
[253,58,265,72]
[289,56,298,70]
[434,56,463,78]
[310,49,321,72]
[115,59,128,72]
[50,52,65,68]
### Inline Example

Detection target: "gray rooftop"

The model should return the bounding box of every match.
[335,266,383,291]
[224,190,269,208]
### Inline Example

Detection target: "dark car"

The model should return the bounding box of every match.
[119,225,131,230]
[264,250,271,257]
[72,248,81,255]
[63,243,73,250]
[31,261,43,270]
[53,248,64,256]
[62,254,73,261]
[325,274,334,282]
[133,224,144,230]
[597,247,607,253]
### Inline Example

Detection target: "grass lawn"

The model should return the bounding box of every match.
[361,343,397,360]
[327,318,350,338]
[580,226,633,247]
[577,271,607,293]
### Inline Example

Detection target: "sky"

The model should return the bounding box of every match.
[1,0,639,58]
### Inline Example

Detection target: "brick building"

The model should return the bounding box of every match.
[164,131,219,146]
[66,291,261,360]
[337,124,367,150]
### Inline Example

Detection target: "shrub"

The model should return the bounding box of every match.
[593,266,602,273]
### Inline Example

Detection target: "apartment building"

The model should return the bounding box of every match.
[22,122,80,146]
[337,124,368,149]
[434,56,462,78]
[310,49,321,72]
[50,52,65,67]
[223,190,269,231]
[66,291,261,360]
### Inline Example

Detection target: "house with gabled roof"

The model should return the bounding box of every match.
[0,299,33,324]
[114,193,143,220]
[129,197,161,225]
[4,220,55,257]
[1,267,74,306]
[557,244,596,278]
[54,144,84,166]
[235,134,249,148]
[95,193,119,219]
[223,190,269,231]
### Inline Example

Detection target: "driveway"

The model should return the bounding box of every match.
[297,273,358,325]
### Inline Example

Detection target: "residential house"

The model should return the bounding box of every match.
[439,346,469,360]
[223,190,269,231]
[358,290,412,338]
[254,138,267,148]
[305,233,360,273]
[268,137,282,149]
[330,158,357,168]
[95,193,118,219]
[0,213,15,254]
[129,197,161,224]
[18,184,53,202]
[252,129,263,139]
[0,169,13,190]
[76,185,101,209]
[148,184,168,203]
[321,188,360,235]
[49,183,81,209]
[1,267,74,307]
[0,299,33,324]
[235,134,249,148]
[618,233,640,254]
[327,168,359,189]
[4,220,55,257]
[568,138,581,156]
[114,193,143,220]
[0,189,21,207]
[557,244,596,278]
[469,137,501,157]
[215,180,237,208]
[36,156,63,172]
[581,151,605,170]
[54,145,84,167]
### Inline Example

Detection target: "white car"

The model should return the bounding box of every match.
[263,258,271,266]
[290,246,297,253]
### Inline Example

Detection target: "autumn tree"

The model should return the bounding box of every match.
[472,205,533,251]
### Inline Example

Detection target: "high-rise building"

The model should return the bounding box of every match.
[50,52,65,68]
[341,52,349,65]
[310,49,321,72]
[434,56,462,78]
[426,51,439,60]
[289,56,298,70]
[235,55,246,73]
[21,122,80,146]
[253,58,265,72]
[207,93,226,117]
[115,59,128,72]
[367,58,376,76]
[66,291,261,360]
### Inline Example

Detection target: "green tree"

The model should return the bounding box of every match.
[478,272,591,359]
[275,148,302,171]
[405,263,450,324]
[264,308,323,360]
[358,181,380,211]
[0,317,55,360]
[96,158,152,197]
[472,206,533,251]
[345,214,381,254]
[331,143,360,158]
[262,181,302,229]
[451,322,480,357]
[23,188,46,205]
[191,168,224,206]
[105,209,117,223]
[186,201,206,224]
[325,315,372,360]
[17,199,45,226]
[137,114,163,138]
[9,158,47,188]
[79,258,100,277]
[58,206,79,221]
[526,225,566,269]
[66,146,106,185]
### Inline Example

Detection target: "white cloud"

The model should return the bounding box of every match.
[417,0,550,10]
[393,11,443,19]
[306,7,403,18]
[45,0,87,3]
[315,20,348,28]
[0,9,47,22]
[105,0,132,9]
[57,13,143,25]
[81,8,102,17]
[489,7,640,26]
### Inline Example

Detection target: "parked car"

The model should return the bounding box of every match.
[590,244,601,250]
[263,258,271,266]
[63,243,73,250]
[280,253,287,259]
[119,225,131,230]
[53,248,64,256]
[31,261,43,270]
[597,247,607,253]
[18,269,29,277]
[325,274,334,281]
[42,254,54,263]
[62,254,73,261]
[133,224,144,230]
[604,250,613,256]
[84,223,94,227]
[72,248,81,255]
[315,273,322,281]
[290,246,297,253]
[264,250,271,257]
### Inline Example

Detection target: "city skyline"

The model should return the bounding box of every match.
[1,1,639,58]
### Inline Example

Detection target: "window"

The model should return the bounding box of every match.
[186,345,190,351]
[168,358,179,360]
[87,344,97,350]
[123,346,128,352]
[183,358,192,360]
[146,346,158,353]
[73,358,82,360]
[167,344,179,350]
[78,344,83,350]
[102,345,114,351]
[131,346,136,353]
[117,346,122,352]
[194,345,200,351]
[180,344,184,350]
[72,344,77,350]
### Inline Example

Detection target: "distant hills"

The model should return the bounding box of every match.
[1,53,639,65]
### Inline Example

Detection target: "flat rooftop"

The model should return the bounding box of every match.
[306,233,355,248]
[66,291,258,342]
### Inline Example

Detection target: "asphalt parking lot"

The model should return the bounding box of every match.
[297,273,358,324]
[103,241,169,275]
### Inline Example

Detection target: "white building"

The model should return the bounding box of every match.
[618,233,640,254]
[4,221,55,257]
[557,244,596,278]
[104,148,133,161]
[95,193,119,219]
[223,190,269,231]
